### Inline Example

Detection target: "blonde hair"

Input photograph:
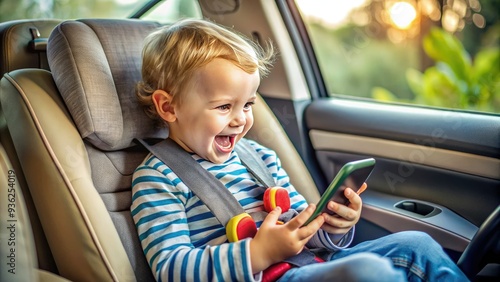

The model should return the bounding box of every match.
[136,18,275,125]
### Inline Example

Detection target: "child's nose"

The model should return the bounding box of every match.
[230,111,246,127]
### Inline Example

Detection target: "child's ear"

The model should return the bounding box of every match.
[152,90,176,122]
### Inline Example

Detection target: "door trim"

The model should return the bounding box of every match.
[310,130,500,179]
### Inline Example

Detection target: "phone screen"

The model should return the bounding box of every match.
[304,158,375,225]
[325,164,374,209]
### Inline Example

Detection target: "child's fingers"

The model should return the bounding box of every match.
[261,206,282,227]
[286,204,317,229]
[297,212,324,242]
[303,212,324,231]
[344,188,362,207]
[327,198,359,221]
[337,183,366,209]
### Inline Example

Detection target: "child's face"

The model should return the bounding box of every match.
[168,58,260,164]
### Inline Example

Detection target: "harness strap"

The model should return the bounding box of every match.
[234,138,276,188]
[135,138,275,226]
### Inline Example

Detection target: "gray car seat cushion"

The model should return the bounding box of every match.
[47,19,167,151]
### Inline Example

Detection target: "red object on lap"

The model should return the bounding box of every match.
[262,262,293,282]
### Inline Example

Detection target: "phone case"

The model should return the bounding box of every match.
[303,158,375,226]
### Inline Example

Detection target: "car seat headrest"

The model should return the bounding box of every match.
[47,19,167,151]
[0,19,62,74]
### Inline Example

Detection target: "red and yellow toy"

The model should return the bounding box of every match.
[263,187,290,213]
[226,213,257,242]
[225,187,290,242]
[225,187,319,281]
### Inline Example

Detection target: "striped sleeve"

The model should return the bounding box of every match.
[131,156,258,282]
[307,227,354,250]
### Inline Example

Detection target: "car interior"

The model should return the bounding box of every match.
[0,0,498,282]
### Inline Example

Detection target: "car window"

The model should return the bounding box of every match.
[295,0,500,114]
[0,0,144,20]
[0,0,201,23]
[140,0,202,23]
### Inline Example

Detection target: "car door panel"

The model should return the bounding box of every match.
[304,97,500,257]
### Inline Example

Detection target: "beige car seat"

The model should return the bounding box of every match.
[0,19,62,75]
[0,145,69,282]
[0,19,66,280]
[0,18,318,281]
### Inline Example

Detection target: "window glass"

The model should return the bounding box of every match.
[0,0,146,20]
[295,0,500,113]
[0,0,201,23]
[141,0,202,23]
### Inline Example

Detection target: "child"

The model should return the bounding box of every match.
[131,18,468,282]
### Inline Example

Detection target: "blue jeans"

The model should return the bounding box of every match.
[278,231,469,282]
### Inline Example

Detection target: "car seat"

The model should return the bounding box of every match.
[0,18,319,281]
[0,144,69,282]
[0,19,62,75]
[0,19,65,280]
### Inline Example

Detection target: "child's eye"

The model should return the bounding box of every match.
[244,101,255,110]
[217,104,230,111]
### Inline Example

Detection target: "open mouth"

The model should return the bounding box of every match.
[214,135,236,153]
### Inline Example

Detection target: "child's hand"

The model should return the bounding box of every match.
[321,185,363,235]
[249,204,324,273]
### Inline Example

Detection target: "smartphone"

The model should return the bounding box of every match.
[304,158,375,225]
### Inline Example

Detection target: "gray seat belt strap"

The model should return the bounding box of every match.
[234,138,277,188]
[136,138,243,226]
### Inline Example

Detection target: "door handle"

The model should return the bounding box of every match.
[395,200,442,218]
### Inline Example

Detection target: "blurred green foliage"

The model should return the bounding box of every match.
[0,0,201,25]
[303,0,499,113]
[0,0,135,20]
[308,22,418,101]
[373,27,500,112]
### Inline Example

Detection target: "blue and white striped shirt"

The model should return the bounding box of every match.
[131,139,353,281]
